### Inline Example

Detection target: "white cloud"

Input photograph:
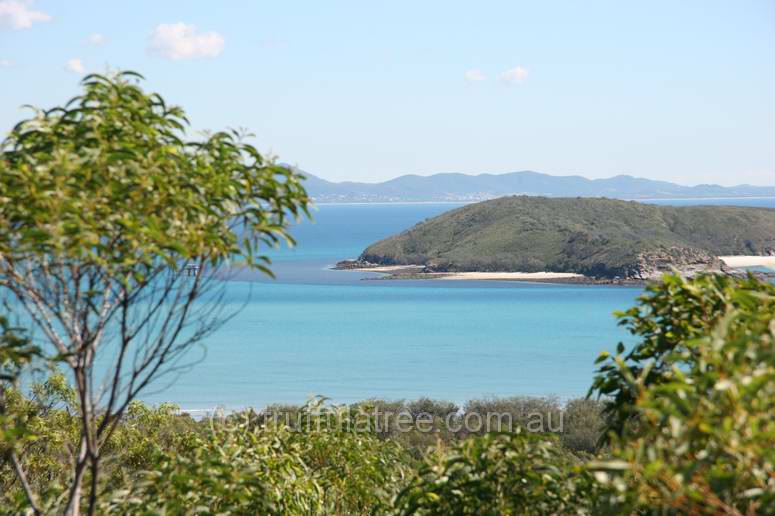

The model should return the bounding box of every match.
[464,69,486,82]
[87,33,107,45]
[147,22,224,60]
[500,66,529,84]
[0,58,14,67]
[0,0,51,30]
[65,58,85,74]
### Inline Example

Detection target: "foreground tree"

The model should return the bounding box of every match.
[0,71,309,514]
[590,274,775,513]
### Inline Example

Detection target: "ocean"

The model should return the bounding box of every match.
[136,198,775,412]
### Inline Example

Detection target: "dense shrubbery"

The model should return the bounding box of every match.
[393,431,598,515]
[0,387,603,513]
[101,401,413,514]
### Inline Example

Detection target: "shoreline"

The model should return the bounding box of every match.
[335,256,775,285]
[311,196,775,206]
[437,271,584,281]
[336,262,639,285]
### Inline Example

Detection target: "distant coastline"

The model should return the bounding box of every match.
[312,195,775,206]
[302,169,775,204]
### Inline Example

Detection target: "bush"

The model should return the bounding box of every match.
[392,431,597,515]
[590,273,775,438]
[103,400,413,515]
[463,395,563,435]
[560,398,604,455]
[590,274,775,513]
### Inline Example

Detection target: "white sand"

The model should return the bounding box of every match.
[436,271,584,281]
[349,265,583,281]
[719,256,775,269]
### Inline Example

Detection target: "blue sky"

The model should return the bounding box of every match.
[2,0,774,185]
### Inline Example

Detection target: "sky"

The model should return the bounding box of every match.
[1,0,774,186]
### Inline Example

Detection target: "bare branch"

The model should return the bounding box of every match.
[9,451,42,515]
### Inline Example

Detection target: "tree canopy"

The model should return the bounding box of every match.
[0,71,309,276]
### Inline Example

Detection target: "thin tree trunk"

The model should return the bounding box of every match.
[87,454,99,516]
[64,437,89,516]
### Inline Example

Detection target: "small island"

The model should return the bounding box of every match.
[337,196,775,283]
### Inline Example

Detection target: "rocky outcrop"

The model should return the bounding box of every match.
[626,247,723,281]
[334,259,379,270]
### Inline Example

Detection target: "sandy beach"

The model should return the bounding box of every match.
[347,256,775,282]
[720,256,775,269]
[349,264,585,281]
[435,271,585,281]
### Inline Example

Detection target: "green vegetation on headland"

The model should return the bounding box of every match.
[357,195,775,280]
[2,273,774,513]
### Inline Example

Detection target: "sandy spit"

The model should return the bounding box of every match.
[436,271,585,281]
[719,256,775,269]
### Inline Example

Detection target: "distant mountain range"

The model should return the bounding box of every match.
[301,170,775,203]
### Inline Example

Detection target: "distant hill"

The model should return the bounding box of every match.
[301,170,775,203]
[358,196,775,279]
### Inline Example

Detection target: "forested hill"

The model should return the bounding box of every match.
[358,197,775,279]
[302,170,775,203]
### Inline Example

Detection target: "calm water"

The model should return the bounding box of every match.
[136,198,775,411]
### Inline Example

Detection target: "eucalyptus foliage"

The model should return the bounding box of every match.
[0,71,309,515]
[393,431,598,515]
[590,273,775,438]
[102,400,413,515]
[0,71,308,275]
[590,274,775,513]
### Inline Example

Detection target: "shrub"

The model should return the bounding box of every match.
[392,431,597,515]
[590,274,775,513]
[463,395,563,435]
[560,398,605,455]
[590,273,775,438]
[104,400,413,515]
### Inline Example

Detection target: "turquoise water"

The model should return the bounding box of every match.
[133,198,775,411]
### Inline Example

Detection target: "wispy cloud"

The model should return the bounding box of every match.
[0,0,51,30]
[87,33,107,45]
[0,58,14,67]
[147,22,224,60]
[500,66,528,84]
[65,58,85,74]
[464,69,486,82]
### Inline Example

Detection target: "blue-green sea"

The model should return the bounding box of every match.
[137,198,775,411]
